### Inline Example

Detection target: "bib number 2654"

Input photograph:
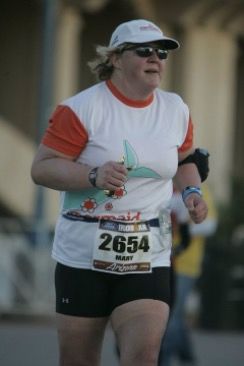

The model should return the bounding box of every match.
[98,233,149,254]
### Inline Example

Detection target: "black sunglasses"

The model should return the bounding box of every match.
[121,45,168,60]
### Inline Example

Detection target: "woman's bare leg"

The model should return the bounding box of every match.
[111,299,169,366]
[56,313,108,366]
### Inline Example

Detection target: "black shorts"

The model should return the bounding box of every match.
[55,263,171,317]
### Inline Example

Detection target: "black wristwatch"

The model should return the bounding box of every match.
[88,167,98,187]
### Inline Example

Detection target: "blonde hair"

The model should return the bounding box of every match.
[88,45,123,81]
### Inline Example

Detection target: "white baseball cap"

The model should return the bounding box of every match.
[109,19,180,50]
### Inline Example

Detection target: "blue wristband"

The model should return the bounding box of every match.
[182,186,202,203]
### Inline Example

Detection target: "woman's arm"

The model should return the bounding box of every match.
[174,148,208,224]
[31,144,91,190]
[31,144,128,191]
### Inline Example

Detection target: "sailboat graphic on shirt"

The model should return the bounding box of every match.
[63,140,161,213]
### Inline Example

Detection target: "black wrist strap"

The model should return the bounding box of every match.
[88,167,98,187]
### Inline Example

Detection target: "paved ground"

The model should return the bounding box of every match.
[0,318,244,366]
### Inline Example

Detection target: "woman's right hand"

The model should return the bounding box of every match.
[95,161,128,190]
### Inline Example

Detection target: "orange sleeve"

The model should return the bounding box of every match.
[42,105,88,157]
[178,115,193,152]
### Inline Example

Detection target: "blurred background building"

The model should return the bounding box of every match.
[0,0,244,329]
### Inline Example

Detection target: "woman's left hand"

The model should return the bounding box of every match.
[184,193,208,224]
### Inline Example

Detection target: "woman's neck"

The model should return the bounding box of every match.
[110,74,154,101]
[106,80,153,108]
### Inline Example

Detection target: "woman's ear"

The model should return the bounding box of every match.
[110,53,122,69]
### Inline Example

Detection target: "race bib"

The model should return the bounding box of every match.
[92,220,152,274]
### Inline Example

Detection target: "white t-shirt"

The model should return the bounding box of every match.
[42,80,192,272]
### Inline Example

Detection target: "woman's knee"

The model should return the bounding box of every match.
[119,341,160,366]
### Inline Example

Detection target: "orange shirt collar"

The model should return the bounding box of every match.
[106,80,154,108]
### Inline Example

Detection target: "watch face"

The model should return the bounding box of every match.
[89,168,97,187]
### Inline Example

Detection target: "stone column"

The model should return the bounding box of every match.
[179,25,238,203]
[53,5,83,104]
[45,6,83,224]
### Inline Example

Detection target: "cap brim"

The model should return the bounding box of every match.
[137,36,180,50]
[157,38,180,50]
[116,35,180,50]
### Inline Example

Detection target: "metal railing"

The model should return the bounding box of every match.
[0,219,55,316]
